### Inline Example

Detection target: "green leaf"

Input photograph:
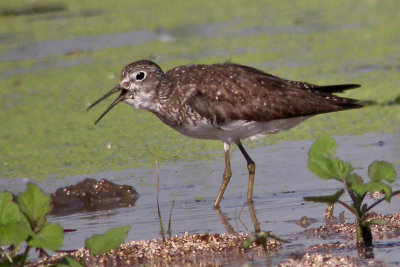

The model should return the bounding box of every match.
[308,136,337,180]
[242,237,256,249]
[308,136,353,180]
[28,223,64,251]
[330,158,354,180]
[348,173,364,186]
[55,257,84,267]
[354,182,393,202]
[0,192,32,246]
[0,222,32,247]
[0,193,22,225]
[86,226,131,255]
[17,183,53,230]
[348,173,365,196]
[368,161,397,183]
[303,189,345,204]
[308,135,338,158]
[308,157,334,180]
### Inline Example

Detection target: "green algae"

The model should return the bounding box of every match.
[0,1,399,179]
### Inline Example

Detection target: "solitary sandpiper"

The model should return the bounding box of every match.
[87,60,361,208]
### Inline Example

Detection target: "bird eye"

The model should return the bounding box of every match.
[135,71,146,81]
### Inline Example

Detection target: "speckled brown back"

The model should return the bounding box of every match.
[162,63,360,124]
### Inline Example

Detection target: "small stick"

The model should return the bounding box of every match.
[155,160,165,239]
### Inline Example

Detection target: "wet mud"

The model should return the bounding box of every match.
[32,233,280,267]
[50,178,137,216]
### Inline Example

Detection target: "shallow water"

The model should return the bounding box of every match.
[2,133,399,265]
[0,19,359,62]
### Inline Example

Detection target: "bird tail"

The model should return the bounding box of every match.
[316,84,361,93]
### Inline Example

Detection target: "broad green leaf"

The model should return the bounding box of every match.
[86,226,131,255]
[303,189,345,204]
[348,173,364,195]
[308,157,334,180]
[28,223,64,251]
[354,182,393,202]
[330,158,354,180]
[368,161,397,183]
[0,221,31,247]
[0,192,21,225]
[55,257,84,267]
[348,173,364,186]
[308,135,337,158]
[308,137,353,181]
[0,192,32,246]
[17,183,53,230]
[308,157,353,181]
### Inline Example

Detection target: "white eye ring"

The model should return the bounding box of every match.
[135,71,146,81]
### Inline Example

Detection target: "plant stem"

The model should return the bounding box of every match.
[18,246,30,267]
[337,200,354,214]
[359,193,366,206]
[356,219,373,247]
[155,160,165,240]
[366,190,400,213]
[343,179,357,204]
[167,200,175,238]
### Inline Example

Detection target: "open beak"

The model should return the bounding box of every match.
[87,85,128,124]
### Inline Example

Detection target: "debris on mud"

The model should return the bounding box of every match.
[31,232,281,266]
[305,213,400,241]
[278,253,385,267]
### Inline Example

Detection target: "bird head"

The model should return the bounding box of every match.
[87,60,164,124]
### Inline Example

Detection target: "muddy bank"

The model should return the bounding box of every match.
[31,233,280,266]
[27,212,400,266]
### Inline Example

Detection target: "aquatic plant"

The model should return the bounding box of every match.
[0,183,130,266]
[155,160,174,240]
[0,183,63,266]
[304,136,399,249]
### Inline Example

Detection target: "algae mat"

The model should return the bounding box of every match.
[0,1,399,179]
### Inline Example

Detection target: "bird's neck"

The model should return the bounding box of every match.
[156,78,174,101]
[150,79,184,127]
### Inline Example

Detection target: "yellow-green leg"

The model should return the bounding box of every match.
[236,140,255,204]
[214,143,232,209]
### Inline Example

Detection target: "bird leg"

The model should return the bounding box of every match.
[214,143,232,209]
[236,140,255,204]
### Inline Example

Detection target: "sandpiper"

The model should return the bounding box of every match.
[87,60,361,208]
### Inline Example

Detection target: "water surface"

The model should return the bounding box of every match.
[2,133,399,265]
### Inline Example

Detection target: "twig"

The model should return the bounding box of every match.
[167,200,175,238]
[234,207,240,230]
[337,200,354,214]
[155,159,165,239]
[238,202,249,231]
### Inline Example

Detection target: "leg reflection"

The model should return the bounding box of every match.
[214,202,262,236]
[214,207,235,234]
[248,202,261,233]
[215,202,273,267]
